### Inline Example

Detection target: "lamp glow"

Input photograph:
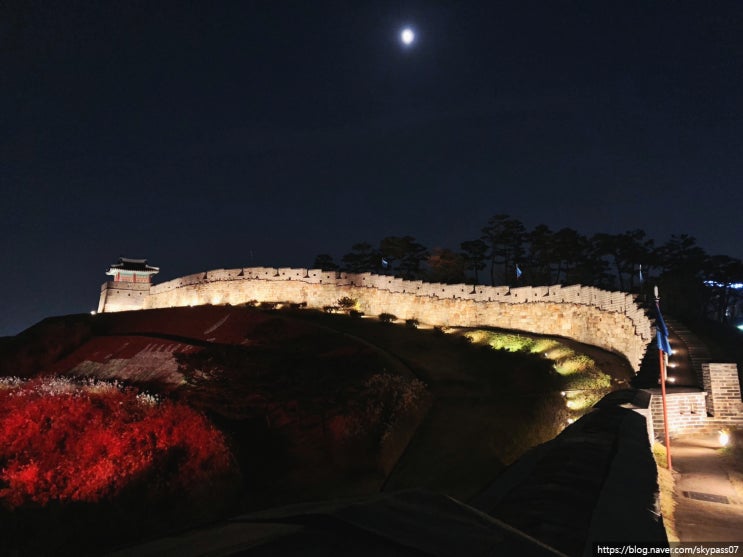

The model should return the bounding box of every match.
[719,430,730,447]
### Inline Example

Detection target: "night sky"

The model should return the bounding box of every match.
[3,1,743,337]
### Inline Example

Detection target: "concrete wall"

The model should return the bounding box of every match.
[111,267,655,370]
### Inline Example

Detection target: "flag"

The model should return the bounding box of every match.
[381,258,389,269]
[515,264,522,279]
[639,264,644,284]
[655,303,673,355]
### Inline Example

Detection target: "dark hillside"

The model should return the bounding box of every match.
[0,306,428,555]
[0,305,636,555]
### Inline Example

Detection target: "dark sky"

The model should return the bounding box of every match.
[2,1,743,336]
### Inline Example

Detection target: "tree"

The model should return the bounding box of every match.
[480,215,526,286]
[525,225,554,285]
[658,234,707,273]
[593,230,653,291]
[549,228,587,285]
[379,236,428,279]
[336,296,357,311]
[460,239,488,285]
[656,234,709,318]
[703,255,743,323]
[341,242,380,273]
[426,248,466,284]
[312,254,338,271]
[574,236,611,288]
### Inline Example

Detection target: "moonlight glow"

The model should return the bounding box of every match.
[401,28,415,45]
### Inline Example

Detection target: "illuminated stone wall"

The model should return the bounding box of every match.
[116,267,655,370]
[97,281,151,313]
[649,390,708,437]
[648,363,743,438]
[702,363,743,424]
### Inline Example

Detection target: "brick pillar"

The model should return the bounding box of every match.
[702,363,743,424]
[648,390,708,438]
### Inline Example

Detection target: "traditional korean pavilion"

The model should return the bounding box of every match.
[106,257,159,283]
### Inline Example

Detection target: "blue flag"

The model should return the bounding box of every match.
[655,303,673,355]
[381,258,389,269]
[515,264,522,279]
[639,264,644,284]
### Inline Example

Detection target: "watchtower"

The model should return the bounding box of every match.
[98,257,159,313]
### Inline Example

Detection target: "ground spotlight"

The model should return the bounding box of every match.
[719,430,730,447]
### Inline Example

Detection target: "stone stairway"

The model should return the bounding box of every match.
[664,317,711,388]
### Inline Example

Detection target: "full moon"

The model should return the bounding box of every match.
[401,28,415,45]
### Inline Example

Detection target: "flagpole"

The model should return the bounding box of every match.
[655,286,673,470]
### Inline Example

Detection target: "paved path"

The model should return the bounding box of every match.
[671,434,743,542]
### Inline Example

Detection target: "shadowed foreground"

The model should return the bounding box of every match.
[110,393,666,557]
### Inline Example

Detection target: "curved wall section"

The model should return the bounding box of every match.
[136,267,653,370]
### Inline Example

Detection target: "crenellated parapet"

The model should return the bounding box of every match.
[112,266,655,371]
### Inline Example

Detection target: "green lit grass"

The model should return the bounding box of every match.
[464,331,537,353]
[529,338,560,354]
[553,353,594,375]
[564,390,603,412]
[464,329,613,421]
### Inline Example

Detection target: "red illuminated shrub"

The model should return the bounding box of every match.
[0,377,234,509]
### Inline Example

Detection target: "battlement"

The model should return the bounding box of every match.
[94,266,653,370]
[97,263,742,444]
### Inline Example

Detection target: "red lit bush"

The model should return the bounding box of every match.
[0,377,233,509]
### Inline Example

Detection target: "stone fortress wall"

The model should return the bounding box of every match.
[648,362,743,438]
[98,266,654,371]
[97,281,150,313]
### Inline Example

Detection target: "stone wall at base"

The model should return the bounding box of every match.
[702,363,743,424]
[648,390,708,438]
[648,363,743,438]
[98,281,151,313]
[129,267,654,370]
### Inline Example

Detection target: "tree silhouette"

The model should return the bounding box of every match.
[379,236,428,279]
[312,254,338,271]
[525,225,554,285]
[426,248,466,284]
[704,255,743,323]
[481,215,526,286]
[314,217,742,325]
[593,230,653,291]
[548,228,585,284]
[656,234,709,317]
[341,242,380,273]
[460,239,488,285]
